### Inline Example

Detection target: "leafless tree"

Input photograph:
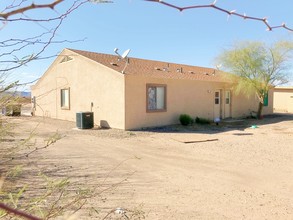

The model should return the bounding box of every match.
[0,1,92,75]
[0,1,105,219]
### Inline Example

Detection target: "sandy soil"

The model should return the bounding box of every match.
[2,114,293,219]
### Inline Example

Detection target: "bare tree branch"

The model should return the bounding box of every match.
[145,0,293,31]
[0,0,64,19]
[0,202,42,220]
[0,0,89,73]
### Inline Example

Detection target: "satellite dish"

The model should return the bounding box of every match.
[121,49,131,59]
[113,48,131,74]
[114,48,131,59]
[216,64,222,69]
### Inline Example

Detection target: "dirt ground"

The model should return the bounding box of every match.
[2,114,293,219]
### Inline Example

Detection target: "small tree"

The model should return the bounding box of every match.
[217,41,293,118]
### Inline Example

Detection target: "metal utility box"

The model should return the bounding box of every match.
[4,104,22,116]
[76,112,94,129]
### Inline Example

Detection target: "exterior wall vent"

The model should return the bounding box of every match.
[110,62,118,66]
[60,56,73,63]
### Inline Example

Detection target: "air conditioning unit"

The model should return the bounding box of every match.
[76,112,94,129]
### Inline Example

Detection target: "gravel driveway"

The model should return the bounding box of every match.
[2,114,293,219]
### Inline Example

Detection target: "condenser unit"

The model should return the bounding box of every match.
[76,112,94,129]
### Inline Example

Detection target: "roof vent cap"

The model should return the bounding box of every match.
[176,68,183,73]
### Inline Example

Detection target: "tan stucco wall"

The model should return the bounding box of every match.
[125,75,217,129]
[231,89,274,117]
[31,49,125,129]
[124,75,274,130]
[273,88,293,113]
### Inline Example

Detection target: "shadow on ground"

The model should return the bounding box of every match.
[137,113,293,135]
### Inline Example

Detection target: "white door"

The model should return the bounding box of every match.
[214,90,221,119]
[224,90,231,118]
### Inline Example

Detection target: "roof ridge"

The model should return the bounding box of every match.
[67,48,215,71]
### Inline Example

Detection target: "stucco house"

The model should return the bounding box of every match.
[31,48,273,130]
[273,87,293,113]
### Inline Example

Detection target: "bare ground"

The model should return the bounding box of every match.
[1,114,293,219]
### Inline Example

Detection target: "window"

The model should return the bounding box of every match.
[61,88,70,109]
[225,91,230,104]
[215,91,220,104]
[147,84,166,112]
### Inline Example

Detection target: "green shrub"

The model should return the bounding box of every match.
[195,117,211,124]
[179,114,193,126]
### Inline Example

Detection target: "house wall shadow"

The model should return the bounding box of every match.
[134,113,293,135]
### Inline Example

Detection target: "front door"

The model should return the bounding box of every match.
[214,90,221,119]
[224,90,231,118]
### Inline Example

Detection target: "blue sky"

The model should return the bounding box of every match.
[1,0,293,91]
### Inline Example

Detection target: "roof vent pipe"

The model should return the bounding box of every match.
[176,67,183,73]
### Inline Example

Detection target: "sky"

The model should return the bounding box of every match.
[1,0,293,91]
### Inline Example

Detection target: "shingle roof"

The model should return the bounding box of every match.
[68,48,229,83]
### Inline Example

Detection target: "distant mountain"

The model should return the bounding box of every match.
[20,91,31,98]
[0,91,31,98]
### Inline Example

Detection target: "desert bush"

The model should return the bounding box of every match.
[179,114,193,126]
[195,117,211,124]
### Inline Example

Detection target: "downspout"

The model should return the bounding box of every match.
[56,77,58,119]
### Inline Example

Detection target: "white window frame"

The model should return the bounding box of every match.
[61,88,70,110]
